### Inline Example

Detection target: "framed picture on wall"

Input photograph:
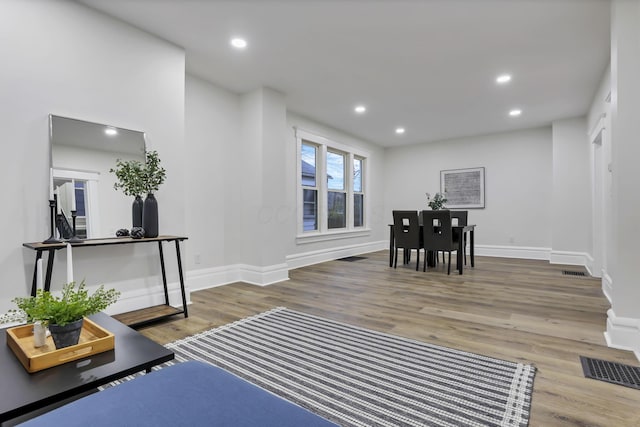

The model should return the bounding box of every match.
[440,167,485,209]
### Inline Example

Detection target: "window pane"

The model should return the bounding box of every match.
[301,143,316,187]
[326,151,344,191]
[303,189,317,231]
[328,191,346,229]
[354,194,364,227]
[74,181,86,216]
[353,158,362,192]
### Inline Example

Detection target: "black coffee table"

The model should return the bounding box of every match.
[0,313,174,424]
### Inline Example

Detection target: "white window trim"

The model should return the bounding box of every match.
[295,127,371,244]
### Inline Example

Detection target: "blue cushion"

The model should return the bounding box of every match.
[20,361,337,426]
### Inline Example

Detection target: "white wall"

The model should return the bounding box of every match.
[605,0,640,357]
[0,0,185,314]
[383,127,553,257]
[587,66,612,284]
[550,117,591,264]
[184,74,240,274]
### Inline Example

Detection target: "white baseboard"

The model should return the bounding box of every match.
[549,250,592,267]
[601,271,613,303]
[286,240,387,270]
[474,244,551,260]
[186,241,386,293]
[187,262,290,292]
[604,308,640,361]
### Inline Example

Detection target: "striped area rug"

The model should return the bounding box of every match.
[158,307,535,427]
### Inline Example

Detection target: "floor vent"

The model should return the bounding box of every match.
[580,356,640,390]
[338,256,367,262]
[562,270,587,277]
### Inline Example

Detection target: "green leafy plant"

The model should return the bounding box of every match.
[1,281,120,326]
[141,150,166,194]
[110,158,145,197]
[110,150,166,196]
[426,192,447,210]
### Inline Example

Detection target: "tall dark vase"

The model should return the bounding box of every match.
[142,193,159,238]
[132,195,143,228]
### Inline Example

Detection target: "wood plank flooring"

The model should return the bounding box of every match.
[136,251,640,427]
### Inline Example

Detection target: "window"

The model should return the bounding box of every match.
[296,128,368,239]
[353,157,364,227]
[301,143,318,231]
[327,150,346,229]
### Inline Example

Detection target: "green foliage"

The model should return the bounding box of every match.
[426,192,447,210]
[110,158,145,196]
[110,150,166,196]
[142,150,166,194]
[1,281,120,327]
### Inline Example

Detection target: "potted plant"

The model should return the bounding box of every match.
[426,192,448,210]
[2,281,120,349]
[140,150,166,238]
[110,158,146,228]
[110,150,166,238]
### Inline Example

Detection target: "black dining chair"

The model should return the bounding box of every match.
[451,210,468,265]
[421,210,459,275]
[392,210,423,271]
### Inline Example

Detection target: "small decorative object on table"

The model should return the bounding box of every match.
[130,227,145,239]
[2,281,120,349]
[116,228,130,237]
[426,192,447,210]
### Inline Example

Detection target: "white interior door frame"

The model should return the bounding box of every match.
[53,168,101,238]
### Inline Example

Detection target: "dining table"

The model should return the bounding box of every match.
[388,223,476,275]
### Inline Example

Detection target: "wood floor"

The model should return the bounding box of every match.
[137,251,640,427]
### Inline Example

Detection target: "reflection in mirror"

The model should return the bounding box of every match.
[50,115,146,238]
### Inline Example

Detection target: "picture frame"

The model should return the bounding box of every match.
[440,167,485,209]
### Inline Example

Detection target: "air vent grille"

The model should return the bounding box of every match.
[563,270,587,277]
[580,356,640,389]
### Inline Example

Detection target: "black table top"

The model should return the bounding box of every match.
[0,312,174,422]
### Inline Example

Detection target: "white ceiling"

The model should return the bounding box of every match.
[76,0,611,148]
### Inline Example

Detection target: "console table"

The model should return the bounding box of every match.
[22,236,188,327]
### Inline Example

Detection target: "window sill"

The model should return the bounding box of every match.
[296,228,371,244]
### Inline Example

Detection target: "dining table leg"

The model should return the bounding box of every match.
[457,236,463,275]
[470,229,475,267]
[389,225,394,267]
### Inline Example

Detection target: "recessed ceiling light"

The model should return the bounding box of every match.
[496,74,512,84]
[509,109,522,117]
[395,127,405,134]
[104,127,118,136]
[230,38,247,49]
[354,105,366,114]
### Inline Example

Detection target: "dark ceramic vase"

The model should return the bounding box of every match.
[132,195,144,228]
[142,193,159,238]
[49,318,84,349]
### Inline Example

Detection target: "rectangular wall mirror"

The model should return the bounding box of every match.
[49,115,146,239]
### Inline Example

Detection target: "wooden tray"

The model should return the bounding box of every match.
[6,318,115,373]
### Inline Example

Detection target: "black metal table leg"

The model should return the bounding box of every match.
[44,249,56,292]
[158,242,170,305]
[175,240,188,318]
[31,251,44,296]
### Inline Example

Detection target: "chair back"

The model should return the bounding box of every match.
[450,210,468,227]
[392,210,421,249]
[421,210,456,251]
